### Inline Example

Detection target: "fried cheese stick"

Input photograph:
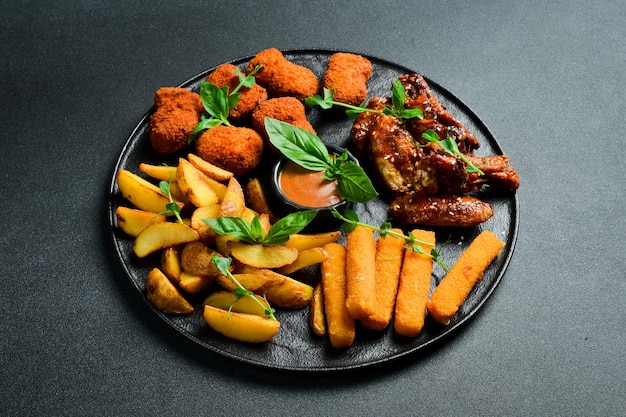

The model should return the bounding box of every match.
[426,230,505,325]
[345,225,377,320]
[394,229,436,337]
[321,243,355,348]
[361,230,405,331]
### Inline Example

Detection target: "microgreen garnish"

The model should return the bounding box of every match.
[330,208,450,272]
[157,179,184,224]
[421,129,484,175]
[203,210,318,246]
[264,118,378,203]
[304,79,424,120]
[189,65,263,142]
[211,256,277,320]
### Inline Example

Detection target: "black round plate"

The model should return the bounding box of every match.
[108,50,518,371]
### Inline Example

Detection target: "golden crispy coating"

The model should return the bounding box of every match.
[149,87,204,154]
[246,48,319,101]
[251,97,316,142]
[322,52,372,106]
[195,125,264,176]
[205,63,268,121]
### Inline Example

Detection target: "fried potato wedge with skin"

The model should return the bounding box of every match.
[215,234,238,256]
[203,305,280,343]
[161,246,183,284]
[188,153,234,182]
[134,222,199,258]
[219,177,246,217]
[245,178,277,223]
[139,163,177,182]
[276,247,329,275]
[309,282,326,337]
[283,231,342,252]
[176,158,220,207]
[117,169,183,215]
[116,206,166,237]
[145,268,193,314]
[190,204,221,244]
[204,291,270,316]
[178,270,216,294]
[200,172,228,201]
[232,264,314,309]
[217,273,281,293]
[229,241,299,269]
[180,241,223,278]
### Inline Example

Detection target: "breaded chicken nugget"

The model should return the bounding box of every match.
[195,125,264,176]
[246,48,319,101]
[251,97,316,142]
[149,87,204,154]
[322,52,372,106]
[205,63,268,121]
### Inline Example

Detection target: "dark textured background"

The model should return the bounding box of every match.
[2,0,624,415]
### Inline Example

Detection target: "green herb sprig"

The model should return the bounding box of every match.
[203,210,317,246]
[330,207,450,272]
[304,79,424,121]
[157,179,184,224]
[189,65,263,141]
[264,118,378,203]
[421,129,484,175]
[211,256,277,320]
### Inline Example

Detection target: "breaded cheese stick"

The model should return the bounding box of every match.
[394,229,436,337]
[426,230,505,325]
[321,243,355,348]
[345,225,377,320]
[361,230,405,331]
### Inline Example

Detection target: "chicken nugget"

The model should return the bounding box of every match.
[149,87,204,154]
[322,52,372,106]
[251,97,316,143]
[205,63,268,121]
[246,48,319,101]
[195,125,264,176]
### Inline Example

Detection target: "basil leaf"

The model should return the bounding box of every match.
[421,129,440,143]
[264,118,331,171]
[304,94,332,110]
[440,137,460,156]
[399,108,423,120]
[335,161,378,203]
[211,255,232,276]
[249,216,265,242]
[391,79,406,111]
[199,82,230,123]
[203,216,257,243]
[262,210,317,245]
[227,93,241,111]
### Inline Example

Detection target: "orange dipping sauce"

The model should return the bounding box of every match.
[279,161,343,208]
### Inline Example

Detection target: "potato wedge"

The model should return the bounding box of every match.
[176,158,220,207]
[204,291,270,316]
[283,231,342,252]
[116,206,166,237]
[161,246,183,284]
[178,270,215,294]
[203,305,280,343]
[145,268,193,314]
[231,264,314,309]
[219,177,246,217]
[245,178,277,222]
[180,241,223,278]
[240,208,271,235]
[188,153,234,182]
[190,204,221,244]
[117,169,183,215]
[215,234,238,256]
[309,282,326,337]
[276,247,329,275]
[139,163,177,182]
[229,241,298,269]
[134,222,199,258]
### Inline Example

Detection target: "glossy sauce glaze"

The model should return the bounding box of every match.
[279,161,343,208]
